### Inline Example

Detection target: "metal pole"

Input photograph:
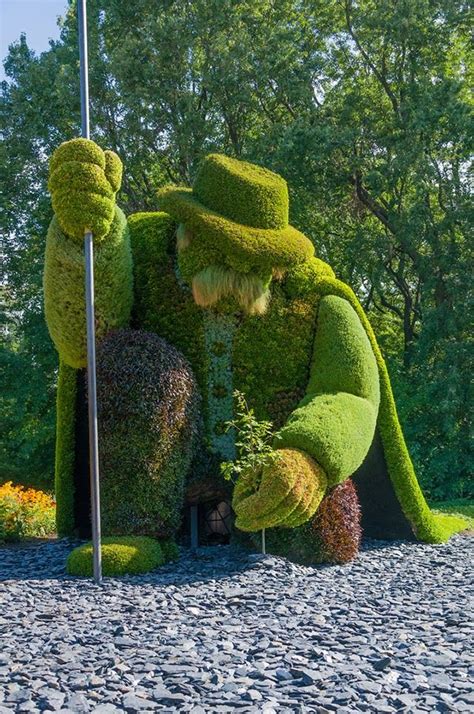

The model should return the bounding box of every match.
[78,0,102,584]
[78,0,90,139]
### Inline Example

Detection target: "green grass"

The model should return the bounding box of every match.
[430,500,474,528]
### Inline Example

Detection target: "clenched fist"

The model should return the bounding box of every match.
[232,448,327,532]
[48,138,123,241]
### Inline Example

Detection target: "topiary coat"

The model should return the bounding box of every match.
[44,140,466,547]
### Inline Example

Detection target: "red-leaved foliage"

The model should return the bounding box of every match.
[312,479,362,563]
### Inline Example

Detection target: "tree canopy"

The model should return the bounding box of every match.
[1,0,472,498]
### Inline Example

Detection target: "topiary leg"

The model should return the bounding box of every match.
[54,361,77,537]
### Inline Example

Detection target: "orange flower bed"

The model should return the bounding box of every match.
[0,481,56,542]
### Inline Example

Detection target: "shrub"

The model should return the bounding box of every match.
[250,479,361,564]
[66,536,165,576]
[160,539,180,562]
[312,480,362,563]
[96,329,200,538]
[0,481,56,542]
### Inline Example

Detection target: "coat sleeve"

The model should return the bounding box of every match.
[276,294,380,486]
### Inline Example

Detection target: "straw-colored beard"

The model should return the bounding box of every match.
[192,265,270,315]
[176,224,270,315]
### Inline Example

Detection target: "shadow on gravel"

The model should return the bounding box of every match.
[0,537,427,583]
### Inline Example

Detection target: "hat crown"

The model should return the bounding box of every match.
[193,154,289,230]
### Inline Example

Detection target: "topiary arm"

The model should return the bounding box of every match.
[44,139,133,368]
[276,295,380,487]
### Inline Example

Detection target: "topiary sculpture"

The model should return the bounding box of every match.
[232,448,327,531]
[96,329,200,538]
[312,480,362,564]
[252,481,362,565]
[44,139,468,565]
[66,536,166,577]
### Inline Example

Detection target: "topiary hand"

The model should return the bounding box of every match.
[48,137,123,242]
[232,448,327,532]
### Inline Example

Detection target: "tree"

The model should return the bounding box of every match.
[1,0,471,497]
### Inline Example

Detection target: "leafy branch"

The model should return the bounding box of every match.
[220,390,281,484]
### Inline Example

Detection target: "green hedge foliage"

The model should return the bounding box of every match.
[193,153,289,230]
[44,207,133,368]
[54,361,77,537]
[159,153,314,277]
[96,329,200,538]
[66,536,167,576]
[233,282,319,429]
[128,211,210,416]
[277,295,380,486]
[49,138,122,241]
[158,189,313,276]
[311,277,467,543]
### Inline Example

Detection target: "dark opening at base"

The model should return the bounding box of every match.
[73,368,91,538]
[180,500,233,547]
[353,430,415,541]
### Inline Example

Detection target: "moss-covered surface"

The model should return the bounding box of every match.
[193,153,290,229]
[129,212,208,397]
[54,361,77,537]
[44,207,133,368]
[158,152,313,277]
[49,138,122,241]
[309,277,468,543]
[66,536,173,577]
[233,282,319,430]
[232,448,326,532]
[277,295,380,486]
[159,187,313,275]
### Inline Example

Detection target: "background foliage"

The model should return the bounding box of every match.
[1,0,472,499]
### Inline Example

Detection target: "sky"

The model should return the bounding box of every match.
[1,0,69,80]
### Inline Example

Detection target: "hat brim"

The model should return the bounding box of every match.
[158,186,314,272]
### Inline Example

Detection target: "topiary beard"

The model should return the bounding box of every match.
[192,264,270,315]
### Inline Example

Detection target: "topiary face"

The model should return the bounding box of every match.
[177,231,272,314]
[159,153,314,314]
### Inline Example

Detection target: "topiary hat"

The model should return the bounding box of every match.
[158,154,314,272]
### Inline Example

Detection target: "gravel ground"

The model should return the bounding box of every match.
[0,535,473,713]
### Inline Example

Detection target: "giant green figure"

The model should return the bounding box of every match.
[44,138,465,555]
